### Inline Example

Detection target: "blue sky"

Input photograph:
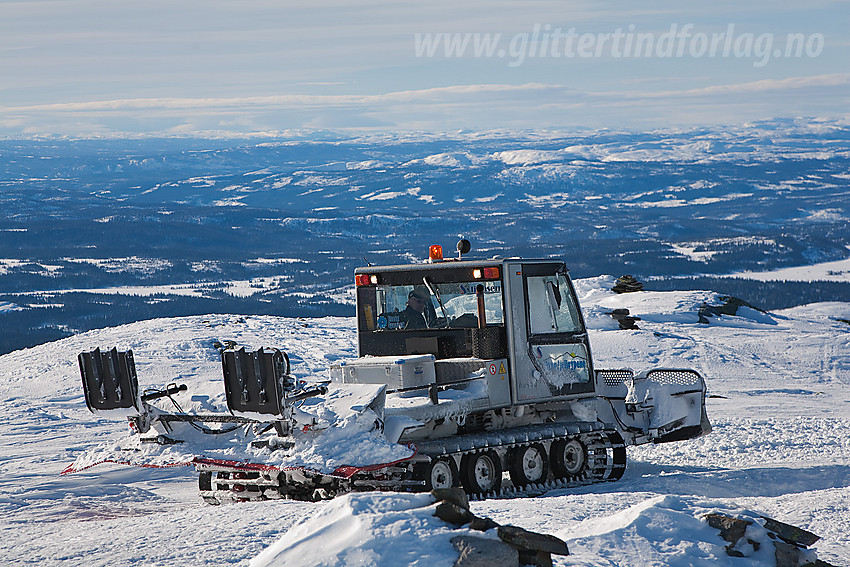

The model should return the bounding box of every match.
[1,0,847,137]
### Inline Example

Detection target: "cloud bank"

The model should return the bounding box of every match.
[1,1,847,137]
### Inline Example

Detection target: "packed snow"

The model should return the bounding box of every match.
[725,255,850,284]
[1,277,849,566]
[249,492,477,567]
[10,274,296,300]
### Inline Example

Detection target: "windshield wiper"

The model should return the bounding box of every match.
[423,276,449,325]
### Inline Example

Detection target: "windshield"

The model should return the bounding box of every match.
[362,281,504,331]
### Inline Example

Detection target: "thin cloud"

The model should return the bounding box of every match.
[628,73,850,98]
[2,84,561,113]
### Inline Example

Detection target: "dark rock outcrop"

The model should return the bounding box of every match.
[431,489,569,566]
[606,308,641,329]
[704,512,831,567]
[612,275,644,294]
[435,501,474,526]
[698,295,765,324]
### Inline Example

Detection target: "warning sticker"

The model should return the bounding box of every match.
[488,361,508,376]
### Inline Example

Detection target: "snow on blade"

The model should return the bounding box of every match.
[63,383,413,476]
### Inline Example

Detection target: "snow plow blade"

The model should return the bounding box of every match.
[595,368,711,446]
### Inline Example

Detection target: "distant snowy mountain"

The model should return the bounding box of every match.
[1,277,848,566]
[2,120,849,354]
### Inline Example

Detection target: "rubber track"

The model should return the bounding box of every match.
[198,423,627,503]
[411,422,626,499]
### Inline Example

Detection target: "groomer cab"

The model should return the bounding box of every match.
[354,243,596,404]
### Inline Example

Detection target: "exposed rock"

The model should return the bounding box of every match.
[451,535,518,567]
[704,513,752,544]
[705,512,825,566]
[435,501,474,526]
[762,516,820,547]
[698,295,764,324]
[432,488,469,510]
[497,525,570,556]
[517,548,553,567]
[606,308,641,330]
[612,275,644,294]
[433,490,569,565]
[468,515,500,532]
[774,540,809,567]
[212,339,238,353]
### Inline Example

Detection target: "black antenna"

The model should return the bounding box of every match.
[363,257,373,267]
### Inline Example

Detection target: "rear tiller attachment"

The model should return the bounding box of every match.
[77,346,325,445]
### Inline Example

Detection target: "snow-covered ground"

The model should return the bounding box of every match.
[723,253,850,283]
[8,274,296,300]
[0,301,23,313]
[1,277,848,566]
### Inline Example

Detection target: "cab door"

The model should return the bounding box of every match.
[506,261,594,403]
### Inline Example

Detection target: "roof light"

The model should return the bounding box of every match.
[355,274,377,286]
[429,245,443,262]
[473,267,500,279]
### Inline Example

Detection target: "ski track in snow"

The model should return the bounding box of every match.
[1,279,849,566]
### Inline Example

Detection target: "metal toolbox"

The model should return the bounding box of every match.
[329,354,436,392]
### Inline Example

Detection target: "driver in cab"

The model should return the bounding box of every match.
[399,289,428,329]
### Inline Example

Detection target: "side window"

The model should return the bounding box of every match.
[527,275,581,335]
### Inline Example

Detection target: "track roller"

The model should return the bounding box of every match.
[460,451,502,496]
[508,443,548,487]
[550,438,587,480]
[415,457,459,490]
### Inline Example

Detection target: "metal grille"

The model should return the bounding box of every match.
[646,369,701,386]
[597,369,634,388]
